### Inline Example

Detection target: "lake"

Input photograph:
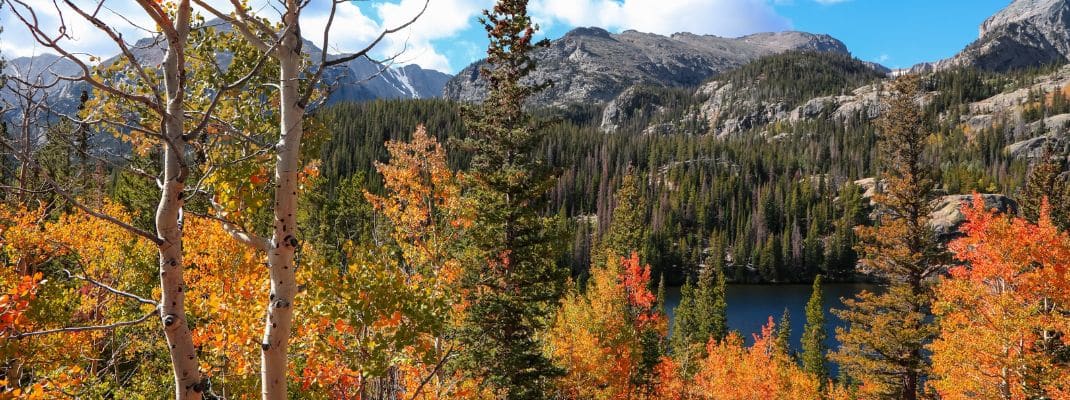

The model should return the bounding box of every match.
[664,283,877,355]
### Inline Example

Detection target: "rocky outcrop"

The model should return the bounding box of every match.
[444,27,851,108]
[938,0,1070,72]
[1004,131,1070,159]
[851,180,1018,241]
[930,194,1019,240]
[600,86,673,132]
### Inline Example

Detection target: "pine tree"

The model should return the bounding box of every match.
[455,1,567,398]
[602,168,646,260]
[775,308,792,357]
[669,263,727,365]
[833,75,947,400]
[802,275,829,385]
[655,272,666,316]
[1019,146,1068,230]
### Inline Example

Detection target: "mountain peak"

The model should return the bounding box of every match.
[445,28,856,107]
[564,27,613,39]
[941,0,1070,71]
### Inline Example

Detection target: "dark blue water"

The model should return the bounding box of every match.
[664,283,877,356]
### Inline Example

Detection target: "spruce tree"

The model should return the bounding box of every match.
[670,262,728,362]
[802,275,829,385]
[601,168,646,259]
[832,75,947,400]
[455,1,567,398]
[775,308,792,357]
[1019,146,1068,230]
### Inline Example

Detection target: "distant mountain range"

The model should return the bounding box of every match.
[446,0,1070,108]
[0,21,451,120]
[444,28,874,108]
[5,0,1069,116]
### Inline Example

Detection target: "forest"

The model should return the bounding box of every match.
[1,0,1070,399]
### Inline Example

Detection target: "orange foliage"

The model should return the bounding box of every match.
[183,217,267,383]
[655,318,826,400]
[931,195,1070,399]
[0,272,42,337]
[549,252,666,399]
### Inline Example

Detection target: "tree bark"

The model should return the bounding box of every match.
[261,2,302,398]
[155,2,202,398]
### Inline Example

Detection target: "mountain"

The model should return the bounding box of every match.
[0,24,451,122]
[913,0,1070,72]
[444,27,866,108]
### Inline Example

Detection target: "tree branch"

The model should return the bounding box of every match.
[7,309,156,340]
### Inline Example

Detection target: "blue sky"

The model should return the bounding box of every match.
[0,0,1014,74]
[350,0,1014,73]
[777,0,1010,69]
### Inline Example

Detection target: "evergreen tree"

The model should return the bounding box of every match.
[455,1,567,398]
[669,263,728,365]
[775,308,792,357]
[1019,146,1068,230]
[833,75,948,400]
[601,168,646,259]
[655,272,666,315]
[801,275,829,385]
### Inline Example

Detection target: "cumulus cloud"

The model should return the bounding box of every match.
[368,0,493,72]
[0,1,156,61]
[530,0,791,38]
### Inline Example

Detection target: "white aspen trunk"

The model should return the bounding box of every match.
[261,2,302,398]
[156,3,202,399]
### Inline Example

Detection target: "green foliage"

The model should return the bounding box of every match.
[775,308,792,357]
[453,2,568,398]
[298,173,376,270]
[801,275,829,384]
[715,51,886,109]
[1018,147,1070,230]
[669,262,728,367]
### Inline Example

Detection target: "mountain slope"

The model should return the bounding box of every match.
[444,27,863,108]
[916,0,1070,72]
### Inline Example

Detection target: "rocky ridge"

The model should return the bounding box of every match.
[444,27,855,108]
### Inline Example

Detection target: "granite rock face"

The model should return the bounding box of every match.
[922,0,1070,72]
[444,27,850,108]
[930,194,1019,240]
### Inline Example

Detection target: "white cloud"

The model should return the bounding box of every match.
[368,0,493,72]
[0,0,482,73]
[530,0,791,38]
[1,1,157,61]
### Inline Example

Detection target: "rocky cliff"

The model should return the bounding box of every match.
[917,0,1070,72]
[444,27,853,108]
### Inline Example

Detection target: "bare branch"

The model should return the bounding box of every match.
[7,310,156,340]
[63,268,158,306]
[61,0,164,106]
[299,0,428,108]
[189,198,271,251]
[5,0,163,113]
[0,140,163,245]
[192,0,273,52]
